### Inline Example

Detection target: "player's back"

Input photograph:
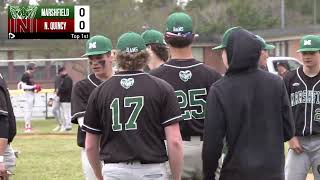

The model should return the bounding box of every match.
[88,71,182,163]
[150,59,221,138]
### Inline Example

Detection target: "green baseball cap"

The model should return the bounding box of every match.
[297,35,320,52]
[166,12,193,34]
[256,35,275,50]
[82,35,113,57]
[117,32,146,53]
[141,29,166,45]
[212,27,241,50]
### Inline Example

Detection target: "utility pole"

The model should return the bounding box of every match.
[281,0,285,29]
[314,0,317,24]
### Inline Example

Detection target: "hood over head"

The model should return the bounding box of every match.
[225,28,262,75]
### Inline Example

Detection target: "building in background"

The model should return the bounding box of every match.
[194,25,320,74]
[1,20,319,89]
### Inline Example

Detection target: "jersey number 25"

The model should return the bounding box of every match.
[175,88,207,120]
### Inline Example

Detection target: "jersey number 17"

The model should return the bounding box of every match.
[110,96,144,131]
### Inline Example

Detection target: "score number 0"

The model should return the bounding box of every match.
[74,6,90,33]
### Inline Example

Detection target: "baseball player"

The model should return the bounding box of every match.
[0,73,16,179]
[256,35,275,71]
[150,12,221,180]
[57,67,73,132]
[20,62,40,133]
[141,29,168,71]
[52,70,62,132]
[83,32,183,180]
[203,27,294,180]
[284,35,320,180]
[276,62,289,79]
[71,35,114,180]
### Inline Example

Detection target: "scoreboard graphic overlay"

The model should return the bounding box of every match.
[8,5,90,39]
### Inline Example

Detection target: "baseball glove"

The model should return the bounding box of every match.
[34,84,42,93]
[0,170,10,180]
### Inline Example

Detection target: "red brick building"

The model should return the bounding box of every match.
[192,25,320,74]
[1,25,320,89]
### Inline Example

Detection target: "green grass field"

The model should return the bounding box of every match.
[8,120,314,180]
[11,120,83,180]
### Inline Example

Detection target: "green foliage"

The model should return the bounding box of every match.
[286,0,320,24]
[185,0,210,10]
[226,0,279,30]
[2,0,319,57]
[140,0,171,11]
[186,0,279,35]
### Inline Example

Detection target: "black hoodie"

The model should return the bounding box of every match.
[202,29,295,180]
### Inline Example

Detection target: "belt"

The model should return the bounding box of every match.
[103,160,158,165]
[182,136,203,141]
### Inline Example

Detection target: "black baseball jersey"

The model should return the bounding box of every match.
[83,71,182,163]
[21,72,34,85]
[284,67,320,136]
[71,74,103,148]
[0,74,16,143]
[57,75,73,102]
[150,59,221,139]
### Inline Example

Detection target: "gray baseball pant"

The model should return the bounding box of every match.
[182,137,222,180]
[4,145,16,174]
[285,135,320,180]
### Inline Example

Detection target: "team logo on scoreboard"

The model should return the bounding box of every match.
[10,6,38,19]
[8,6,38,35]
[8,5,90,39]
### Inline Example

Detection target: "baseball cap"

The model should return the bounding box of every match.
[117,32,146,53]
[212,27,241,50]
[297,35,320,52]
[166,12,193,34]
[255,35,275,50]
[142,29,166,45]
[82,35,113,57]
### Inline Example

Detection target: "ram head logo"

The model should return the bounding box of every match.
[120,78,134,89]
[10,6,38,19]
[179,70,192,82]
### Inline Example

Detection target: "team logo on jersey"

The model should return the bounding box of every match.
[120,78,134,89]
[292,82,300,87]
[179,70,192,82]
[314,108,320,122]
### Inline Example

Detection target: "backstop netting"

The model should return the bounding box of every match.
[1,57,89,120]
